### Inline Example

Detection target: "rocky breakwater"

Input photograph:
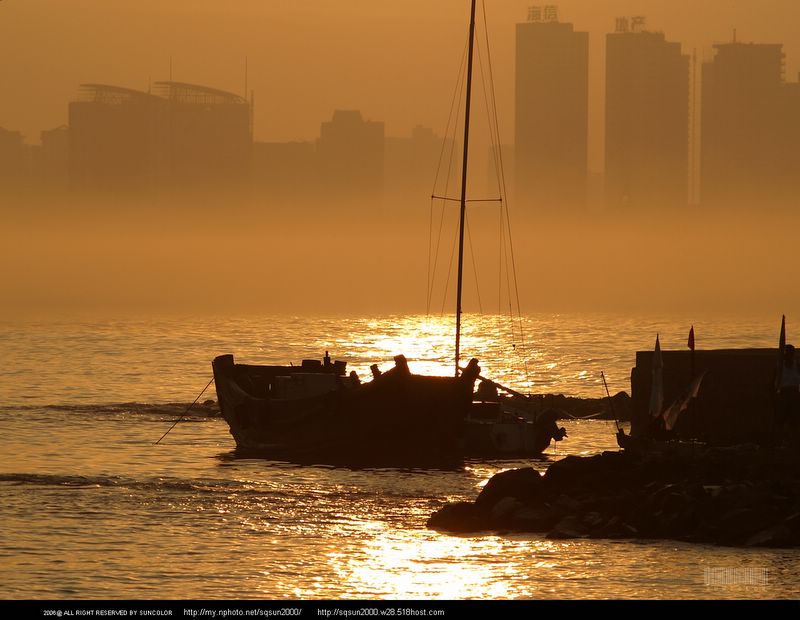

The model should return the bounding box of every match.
[428,447,800,547]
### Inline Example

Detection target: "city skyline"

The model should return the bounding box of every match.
[3,1,800,319]
[3,0,800,177]
[4,10,799,213]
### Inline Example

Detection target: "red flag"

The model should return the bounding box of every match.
[688,326,695,351]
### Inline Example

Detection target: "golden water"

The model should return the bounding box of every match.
[1,313,797,599]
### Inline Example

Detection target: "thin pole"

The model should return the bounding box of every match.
[689,48,698,207]
[455,0,477,377]
[601,371,620,432]
[154,376,215,445]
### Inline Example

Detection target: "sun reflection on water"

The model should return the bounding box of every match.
[342,314,547,394]
[318,522,567,599]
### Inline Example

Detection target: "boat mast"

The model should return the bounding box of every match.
[455,0,477,377]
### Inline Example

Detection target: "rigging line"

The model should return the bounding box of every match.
[426,197,435,314]
[475,31,503,198]
[432,195,502,203]
[429,74,466,316]
[154,376,215,445]
[431,38,469,193]
[428,40,467,314]
[475,24,508,331]
[501,210,516,341]
[440,213,461,316]
[482,0,530,385]
[498,200,504,314]
[429,40,468,312]
[465,213,483,314]
[476,15,510,341]
[428,54,468,315]
[482,0,508,201]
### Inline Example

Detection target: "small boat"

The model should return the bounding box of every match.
[212,1,567,464]
[213,352,566,463]
[212,352,481,465]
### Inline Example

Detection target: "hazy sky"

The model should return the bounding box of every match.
[2,0,800,172]
[2,1,800,320]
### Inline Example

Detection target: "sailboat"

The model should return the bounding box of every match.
[211,1,566,464]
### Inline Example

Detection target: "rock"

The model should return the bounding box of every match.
[554,494,582,512]
[547,515,589,539]
[488,497,525,529]
[544,451,633,491]
[427,446,800,547]
[746,524,794,548]
[475,467,543,513]
[427,502,485,533]
[582,511,605,531]
[784,512,800,532]
[716,507,774,544]
[508,506,561,532]
[596,515,625,538]
[543,455,599,488]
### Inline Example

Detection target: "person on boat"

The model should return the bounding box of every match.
[476,379,499,402]
[776,344,800,441]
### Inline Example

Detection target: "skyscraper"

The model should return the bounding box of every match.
[515,7,588,211]
[154,81,252,194]
[701,41,792,210]
[68,84,164,194]
[317,110,384,202]
[605,19,689,211]
[68,81,252,195]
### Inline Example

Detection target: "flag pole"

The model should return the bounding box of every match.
[688,325,696,440]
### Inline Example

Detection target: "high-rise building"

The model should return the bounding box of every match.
[385,125,450,202]
[68,84,164,194]
[515,8,588,211]
[35,126,70,190]
[68,82,252,195]
[317,110,384,201]
[0,127,29,193]
[605,20,689,211]
[154,81,252,194]
[701,41,792,209]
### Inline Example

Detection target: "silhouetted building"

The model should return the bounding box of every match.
[252,141,316,198]
[34,125,70,190]
[385,126,449,201]
[69,84,164,194]
[154,81,252,194]
[68,81,252,195]
[515,8,588,211]
[701,41,797,209]
[0,127,30,193]
[783,79,800,189]
[605,20,689,211]
[317,110,384,202]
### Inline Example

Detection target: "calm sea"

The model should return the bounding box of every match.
[1,313,798,600]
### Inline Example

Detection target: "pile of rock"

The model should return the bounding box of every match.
[427,447,800,547]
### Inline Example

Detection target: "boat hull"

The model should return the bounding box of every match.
[212,354,565,465]
[212,354,479,466]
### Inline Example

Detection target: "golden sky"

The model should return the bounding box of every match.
[2,0,799,166]
[2,1,800,318]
